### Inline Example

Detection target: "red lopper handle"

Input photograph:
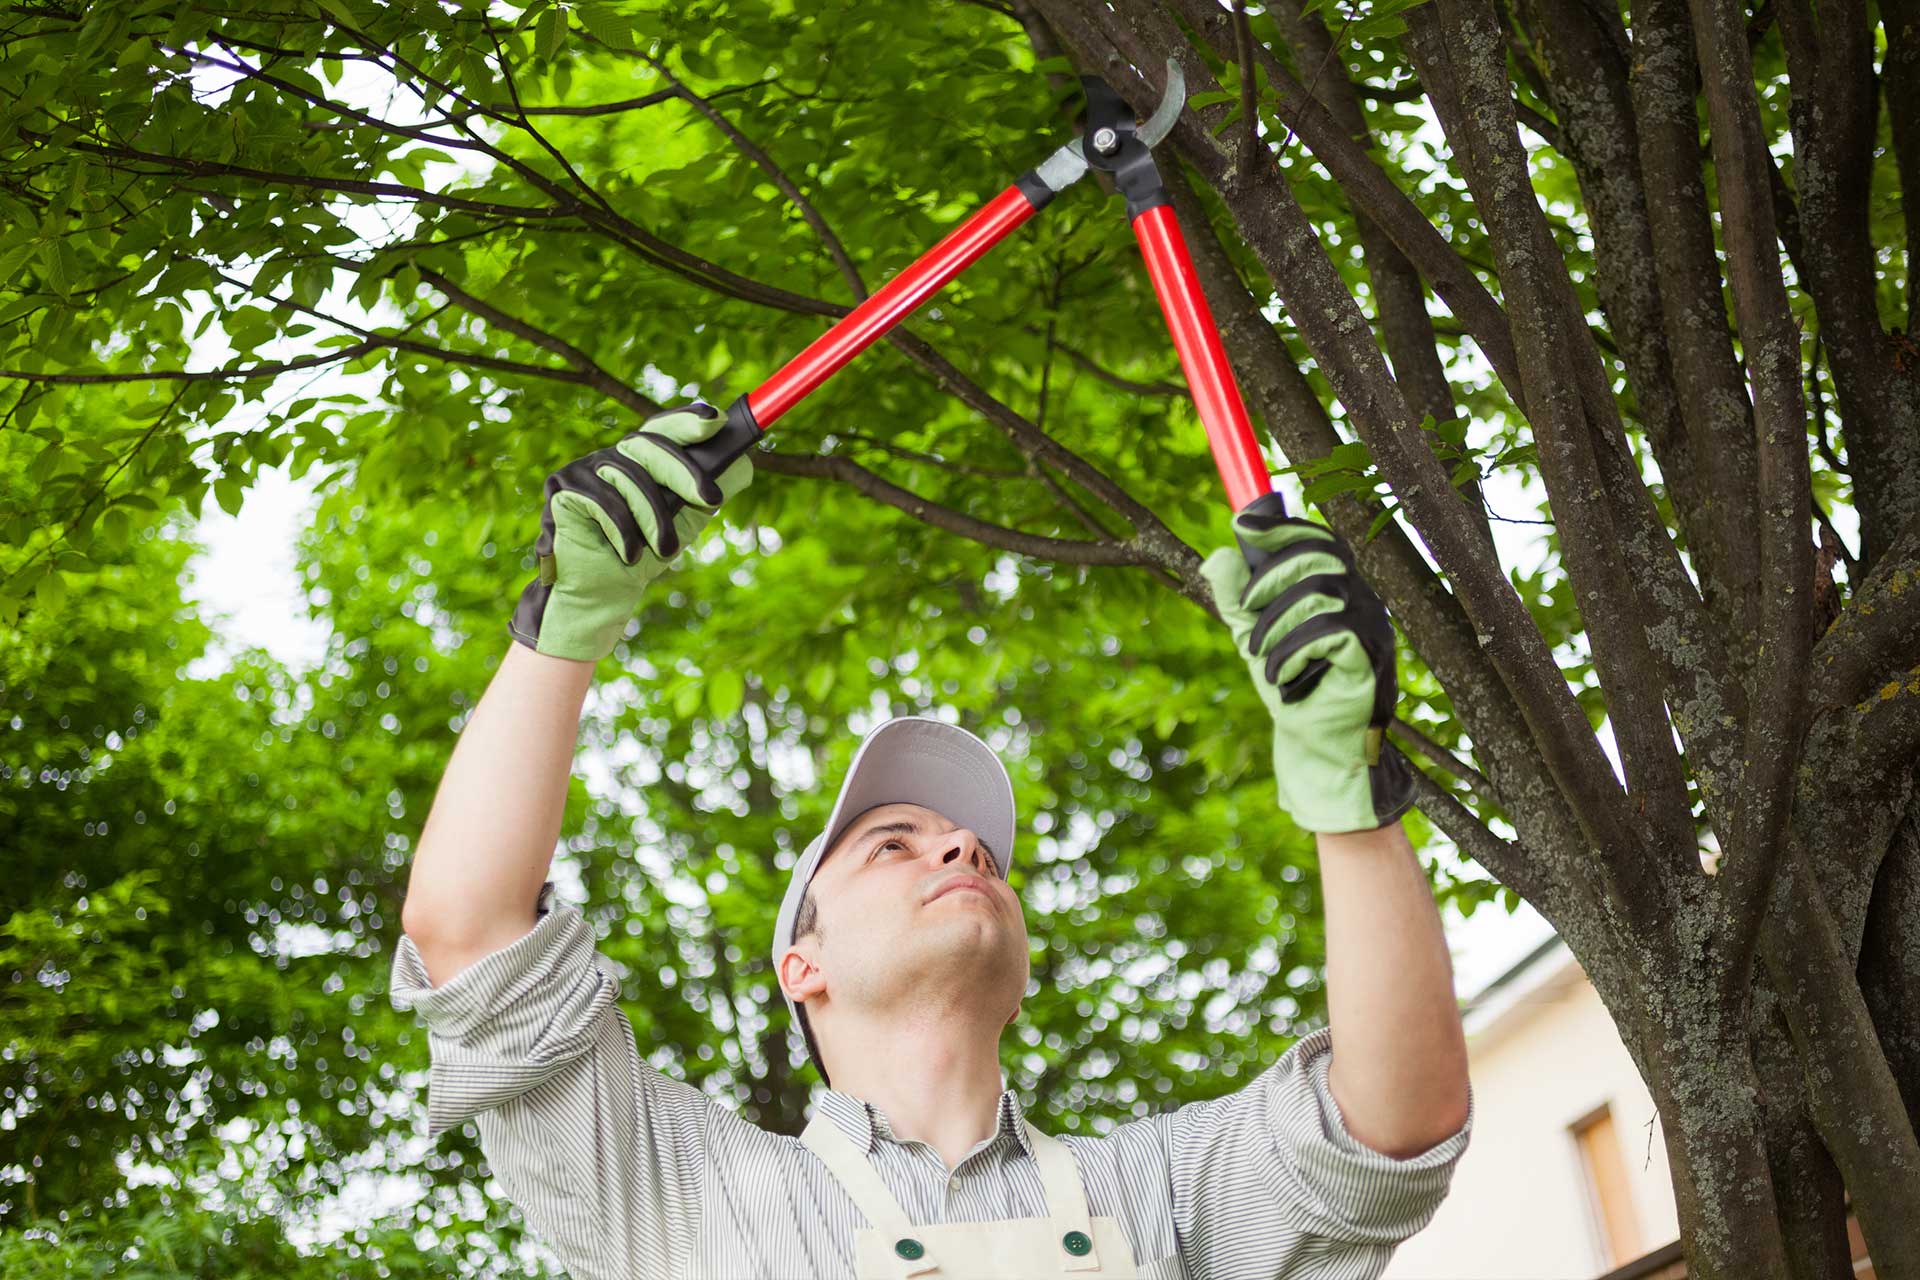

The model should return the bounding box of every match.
[1129,204,1274,514]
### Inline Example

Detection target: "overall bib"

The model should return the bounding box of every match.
[801,1113,1141,1280]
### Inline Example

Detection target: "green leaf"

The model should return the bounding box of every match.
[578,2,629,47]
[1300,472,1379,506]
[672,679,702,719]
[804,662,835,703]
[213,474,245,516]
[39,240,77,298]
[1365,501,1400,542]
[114,35,153,70]
[27,439,63,484]
[707,668,745,719]
[100,507,132,551]
[536,5,567,60]
[314,0,359,30]
[34,567,67,612]
[0,243,36,287]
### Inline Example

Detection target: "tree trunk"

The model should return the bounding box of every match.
[1639,1024,1792,1279]
[1760,848,1920,1276]
[1752,980,1853,1280]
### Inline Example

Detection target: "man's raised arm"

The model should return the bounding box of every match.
[400,645,595,986]
[398,404,754,987]
[1319,820,1470,1156]
[1201,508,1471,1157]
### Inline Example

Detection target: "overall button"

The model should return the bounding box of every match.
[894,1238,926,1261]
[1062,1230,1093,1256]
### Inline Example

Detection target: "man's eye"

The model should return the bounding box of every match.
[873,839,906,858]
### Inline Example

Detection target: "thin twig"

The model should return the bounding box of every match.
[411,264,663,419]
[756,449,1145,567]
[613,41,868,300]
[832,431,1028,479]
[1391,715,1495,797]
[1043,336,1184,397]
[1234,1,1260,181]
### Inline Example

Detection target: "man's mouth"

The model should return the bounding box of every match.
[929,878,993,904]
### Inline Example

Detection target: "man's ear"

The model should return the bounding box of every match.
[779,943,827,1004]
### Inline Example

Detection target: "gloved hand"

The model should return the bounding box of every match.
[1199,502,1415,833]
[508,403,754,661]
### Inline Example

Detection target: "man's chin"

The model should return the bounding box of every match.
[892,919,1023,971]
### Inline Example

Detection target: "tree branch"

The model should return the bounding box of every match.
[1160,0,1532,414]
[1760,843,1920,1261]
[1624,0,1765,673]
[1052,14,1645,876]
[1392,716,1496,798]
[608,39,869,302]
[409,265,663,420]
[1775,0,1920,568]
[831,431,1030,479]
[1810,514,1920,709]
[1112,59,1596,925]
[1270,0,1498,558]
[1402,757,1545,904]
[1686,0,1816,997]
[753,449,1147,567]
[1405,0,1697,876]
[1049,338,1184,398]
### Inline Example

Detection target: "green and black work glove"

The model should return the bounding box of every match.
[1200,500,1416,833]
[509,403,755,662]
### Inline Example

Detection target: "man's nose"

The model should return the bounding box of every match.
[935,829,988,873]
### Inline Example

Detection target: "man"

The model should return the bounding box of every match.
[391,405,1472,1279]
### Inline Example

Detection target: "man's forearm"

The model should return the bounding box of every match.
[1317,819,1471,1157]
[400,641,597,985]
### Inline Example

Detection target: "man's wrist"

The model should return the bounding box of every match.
[1314,817,1406,851]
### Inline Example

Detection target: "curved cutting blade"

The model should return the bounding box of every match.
[1137,58,1187,149]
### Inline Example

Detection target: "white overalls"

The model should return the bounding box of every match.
[801,1112,1140,1279]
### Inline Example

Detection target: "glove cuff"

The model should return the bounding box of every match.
[1278,743,1417,833]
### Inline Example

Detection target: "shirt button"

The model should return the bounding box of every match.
[948,1177,960,1190]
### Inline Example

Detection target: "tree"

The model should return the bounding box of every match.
[1,1,1915,1276]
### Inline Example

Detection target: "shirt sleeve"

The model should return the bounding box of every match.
[1161,1026,1472,1280]
[387,884,717,1280]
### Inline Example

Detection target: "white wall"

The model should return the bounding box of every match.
[1383,950,1680,1279]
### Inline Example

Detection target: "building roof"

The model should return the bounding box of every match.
[1459,931,1582,1044]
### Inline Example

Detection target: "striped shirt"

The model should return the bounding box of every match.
[388,885,1471,1280]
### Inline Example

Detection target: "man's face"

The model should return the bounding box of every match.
[781,802,1030,1031]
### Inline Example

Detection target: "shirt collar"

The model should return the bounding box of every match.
[817,1085,1034,1160]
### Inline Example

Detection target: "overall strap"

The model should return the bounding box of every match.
[1023,1123,1105,1273]
[802,1114,942,1279]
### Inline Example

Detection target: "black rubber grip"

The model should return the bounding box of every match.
[682,394,762,478]
[1015,170,1057,210]
[1232,489,1292,584]
[633,394,762,544]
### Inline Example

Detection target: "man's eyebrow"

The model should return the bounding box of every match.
[845,818,998,871]
[853,818,923,855]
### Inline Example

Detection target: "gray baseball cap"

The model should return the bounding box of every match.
[770,715,1017,1086]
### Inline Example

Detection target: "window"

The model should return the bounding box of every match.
[1572,1103,1644,1269]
